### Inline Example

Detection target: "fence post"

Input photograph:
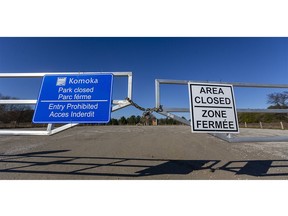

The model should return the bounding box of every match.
[280,122,284,130]
[244,122,247,128]
[260,122,263,129]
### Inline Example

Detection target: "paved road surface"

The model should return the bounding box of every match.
[1,125,288,179]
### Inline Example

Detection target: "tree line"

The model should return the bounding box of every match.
[238,91,288,123]
[0,93,183,125]
[107,115,184,125]
[0,91,288,125]
[0,94,33,123]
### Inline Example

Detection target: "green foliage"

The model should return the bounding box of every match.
[238,91,288,123]
[127,115,137,125]
[107,116,184,125]
[119,116,128,125]
[109,118,119,125]
[238,112,288,123]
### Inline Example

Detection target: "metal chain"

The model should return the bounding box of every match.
[125,97,163,117]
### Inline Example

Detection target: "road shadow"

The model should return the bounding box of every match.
[1,150,288,179]
[0,150,219,178]
[219,160,288,177]
[136,160,218,176]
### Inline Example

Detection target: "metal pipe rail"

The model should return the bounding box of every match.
[0,72,133,135]
[155,79,288,111]
[155,79,288,143]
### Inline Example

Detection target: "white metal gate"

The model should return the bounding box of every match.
[155,79,288,142]
[0,72,133,135]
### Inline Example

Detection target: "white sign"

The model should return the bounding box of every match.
[188,82,239,133]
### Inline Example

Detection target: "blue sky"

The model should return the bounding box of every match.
[0,37,288,119]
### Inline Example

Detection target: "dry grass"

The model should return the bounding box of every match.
[239,122,288,130]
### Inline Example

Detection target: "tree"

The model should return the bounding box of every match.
[0,94,32,112]
[0,94,32,123]
[136,115,141,124]
[127,115,136,125]
[266,91,288,122]
[267,91,288,108]
[119,116,127,125]
[109,118,119,125]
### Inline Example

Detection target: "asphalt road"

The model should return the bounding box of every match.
[1,125,288,180]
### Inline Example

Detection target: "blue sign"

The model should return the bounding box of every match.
[33,74,113,123]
